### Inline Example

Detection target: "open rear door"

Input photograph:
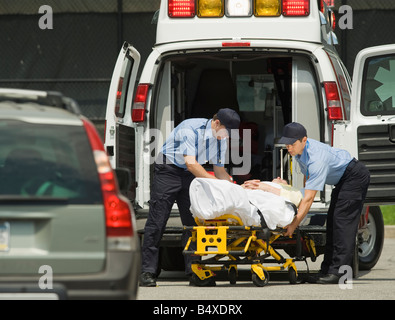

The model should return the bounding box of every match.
[104,42,140,201]
[346,44,395,204]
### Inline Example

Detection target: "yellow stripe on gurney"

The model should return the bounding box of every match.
[195,214,244,227]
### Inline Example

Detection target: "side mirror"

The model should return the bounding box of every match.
[114,167,132,195]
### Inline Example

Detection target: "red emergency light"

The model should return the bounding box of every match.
[282,0,310,16]
[168,0,196,17]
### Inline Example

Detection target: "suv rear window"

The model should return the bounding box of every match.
[0,120,102,204]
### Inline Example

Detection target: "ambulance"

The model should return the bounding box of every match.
[104,0,395,273]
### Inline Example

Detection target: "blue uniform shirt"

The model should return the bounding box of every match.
[161,118,227,169]
[295,138,352,191]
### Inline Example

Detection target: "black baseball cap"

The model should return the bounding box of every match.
[216,108,241,137]
[278,122,307,145]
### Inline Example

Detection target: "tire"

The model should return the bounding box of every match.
[358,206,385,271]
[228,267,237,285]
[252,270,269,287]
[288,267,298,284]
[352,235,359,278]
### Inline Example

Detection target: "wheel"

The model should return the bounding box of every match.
[190,273,216,287]
[252,270,269,287]
[358,206,384,271]
[288,267,298,284]
[352,235,359,278]
[228,267,237,285]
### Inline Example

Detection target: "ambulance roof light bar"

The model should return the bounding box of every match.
[168,0,311,18]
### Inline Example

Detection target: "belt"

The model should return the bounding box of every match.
[336,158,358,186]
[345,157,358,174]
[159,154,184,170]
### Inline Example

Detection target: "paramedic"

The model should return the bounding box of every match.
[279,122,370,284]
[139,108,241,287]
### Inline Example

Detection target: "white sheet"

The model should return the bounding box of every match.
[189,178,296,230]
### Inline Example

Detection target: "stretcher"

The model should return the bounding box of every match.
[183,214,318,287]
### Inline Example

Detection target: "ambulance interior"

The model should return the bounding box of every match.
[154,51,321,187]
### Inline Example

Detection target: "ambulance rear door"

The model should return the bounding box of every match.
[338,44,395,204]
[104,42,140,202]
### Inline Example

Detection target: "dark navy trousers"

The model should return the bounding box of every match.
[321,158,370,275]
[141,160,197,276]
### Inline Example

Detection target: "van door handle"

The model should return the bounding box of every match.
[390,124,395,143]
[107,146,114,156]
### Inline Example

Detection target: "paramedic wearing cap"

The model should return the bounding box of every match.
[279,122,370,284]
[139,108,241,287]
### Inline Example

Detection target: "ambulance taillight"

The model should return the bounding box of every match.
[132,84,150,123]
[324,81,343,121]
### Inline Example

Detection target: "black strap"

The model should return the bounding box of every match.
[249,201,271,254]
[249,200,268,229]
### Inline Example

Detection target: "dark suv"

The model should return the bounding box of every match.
[0,88,140,300]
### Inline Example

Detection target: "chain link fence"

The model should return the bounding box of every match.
[1,0,395,135]
[0,0,159,138]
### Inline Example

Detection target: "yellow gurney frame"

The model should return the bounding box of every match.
[183,214,316,287]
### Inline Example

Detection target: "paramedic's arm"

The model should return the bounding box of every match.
[184,155,217,179]
[213,165,232,182]
[283,189,317,237]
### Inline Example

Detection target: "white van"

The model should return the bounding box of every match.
[104,0,395,273]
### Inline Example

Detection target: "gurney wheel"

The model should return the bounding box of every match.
[288,267,298,284]
[190,273,216,287]
[228,267,237,285]
[252,270,269,287]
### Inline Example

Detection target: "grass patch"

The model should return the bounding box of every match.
[380,205,395,225]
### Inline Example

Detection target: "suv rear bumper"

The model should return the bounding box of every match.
[0,251,141,300]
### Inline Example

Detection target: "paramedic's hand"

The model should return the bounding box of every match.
[283,221,298,238]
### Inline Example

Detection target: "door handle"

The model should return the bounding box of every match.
[390,124,395,143]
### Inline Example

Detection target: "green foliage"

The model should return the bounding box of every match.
[381,205,395,225]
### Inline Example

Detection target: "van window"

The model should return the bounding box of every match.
[114,55,134,118]
[361,54,395,116]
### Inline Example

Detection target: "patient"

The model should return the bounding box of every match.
[189,177,301,229]
[241,177,303,208]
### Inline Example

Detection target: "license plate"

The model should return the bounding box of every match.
[0,222,10,252]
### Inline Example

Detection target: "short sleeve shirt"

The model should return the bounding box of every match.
[161,118,227,170]
[295,138,352,191]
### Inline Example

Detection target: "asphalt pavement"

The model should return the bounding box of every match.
[137,231,395,301]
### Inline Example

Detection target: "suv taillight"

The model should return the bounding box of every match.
[132,84,150,123]
[82,118,134,243]
[324,81,343,120]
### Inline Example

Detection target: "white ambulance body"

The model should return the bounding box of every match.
[104,0,395,272]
